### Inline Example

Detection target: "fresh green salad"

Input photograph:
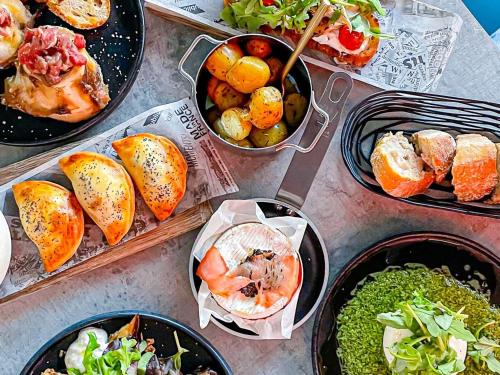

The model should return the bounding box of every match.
[336,266,500,375]
[378,292,500,374]
[220,0,389,37]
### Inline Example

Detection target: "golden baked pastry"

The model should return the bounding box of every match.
[370,132,434,198]
[59,152,135,245]
[451,134,498,202]
[412,129,456,183]
[12,181,84,272]
[112,133,187,221]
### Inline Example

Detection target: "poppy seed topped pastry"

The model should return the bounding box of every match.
[12,181,84,272]
[112,133,188,221]
[59,152,135,245]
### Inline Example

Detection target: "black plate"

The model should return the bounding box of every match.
[311,232,500,375]
[341,90,500,218]
[21,310,233,375]
[0,0,145,146]
[189,199,329,339]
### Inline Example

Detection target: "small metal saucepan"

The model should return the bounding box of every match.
[178,33,331,155]
[188,73,353,338]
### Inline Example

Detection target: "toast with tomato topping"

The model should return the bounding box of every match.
[221,1,389,67]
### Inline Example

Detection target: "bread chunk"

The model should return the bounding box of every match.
[451,134,498,201]
[412,129,456,183]
[46,0,110,29]
[370,132,434,198]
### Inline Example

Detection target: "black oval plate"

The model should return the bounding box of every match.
[341,90,500,219]
[0,0,145,146]
[311,232,500,375]
[21,310,233,375]
[189,198,329,339]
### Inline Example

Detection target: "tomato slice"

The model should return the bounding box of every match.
[338,25,365,51]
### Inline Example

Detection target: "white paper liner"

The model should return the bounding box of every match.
[192,200,308,339]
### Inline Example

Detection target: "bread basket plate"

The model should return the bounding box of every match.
[341,90,500,218]
[311,231,500,374]
[0,0,145,146]
[20,310,233,375]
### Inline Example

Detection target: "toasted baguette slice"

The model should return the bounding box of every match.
[486,144,500,204]
[370,132,434,198]
[412,130,456,183]
[46,0,110,29]
[451,134,498,202]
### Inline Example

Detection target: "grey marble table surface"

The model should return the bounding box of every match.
[1,1,500,374]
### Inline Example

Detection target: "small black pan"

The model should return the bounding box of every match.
[311,232,500,374]
[21,310,233,375]
[0,0,145,146]
[188,72,353,338]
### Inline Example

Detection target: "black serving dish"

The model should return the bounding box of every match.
[189,199,329,339]
[312,232,500,375]
[0,0,145,146]
[21,311,233,375]
[341,90,500,218]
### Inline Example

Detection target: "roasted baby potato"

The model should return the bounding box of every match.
[213,118,230,138]
[223,137,254,148]
[284,93,308,127]
[212,82,247,111]
[249,86,283,129]
[207,76,220,102]
[220,108,252,141]
[205,42,244,81]
[250,121,288,148]
[266,57,283,84]
[226,56,270,94]
[245,38,272,59]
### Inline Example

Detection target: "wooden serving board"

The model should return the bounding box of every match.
[0,140,213,305]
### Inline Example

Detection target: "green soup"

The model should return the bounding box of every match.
[336,266,500,375]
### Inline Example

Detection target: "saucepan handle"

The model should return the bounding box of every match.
[275,72,353,209]
[276,72,352,153]
[178,34,222,96]
[276,94,329,153]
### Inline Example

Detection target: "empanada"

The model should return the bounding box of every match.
[112,133,187,221]
[12,181,84,272]
[59,152,135,245]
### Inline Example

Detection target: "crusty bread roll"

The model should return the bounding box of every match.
[412,130,456,183]
[451,134,498,201]
[370,132,434,198]
[46,0,110,29]
[486,144,500,204]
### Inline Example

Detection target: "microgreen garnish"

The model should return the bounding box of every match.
[377,292,476,374]
[468,321,500,373]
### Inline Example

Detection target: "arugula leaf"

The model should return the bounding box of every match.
[376,311,407,329]
[486,354,500,373]
[435,313,453,331]
[448,320,476,342]
[169,331,189,371]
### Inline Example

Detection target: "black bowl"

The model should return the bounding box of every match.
[21,311,233,375]
[311,232,500,375]
[0,0,145,146]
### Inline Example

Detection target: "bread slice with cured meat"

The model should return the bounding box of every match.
[370,132,434,198]
[451,134,498,202]
[412,129,456,183]
[45,0,110,29]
